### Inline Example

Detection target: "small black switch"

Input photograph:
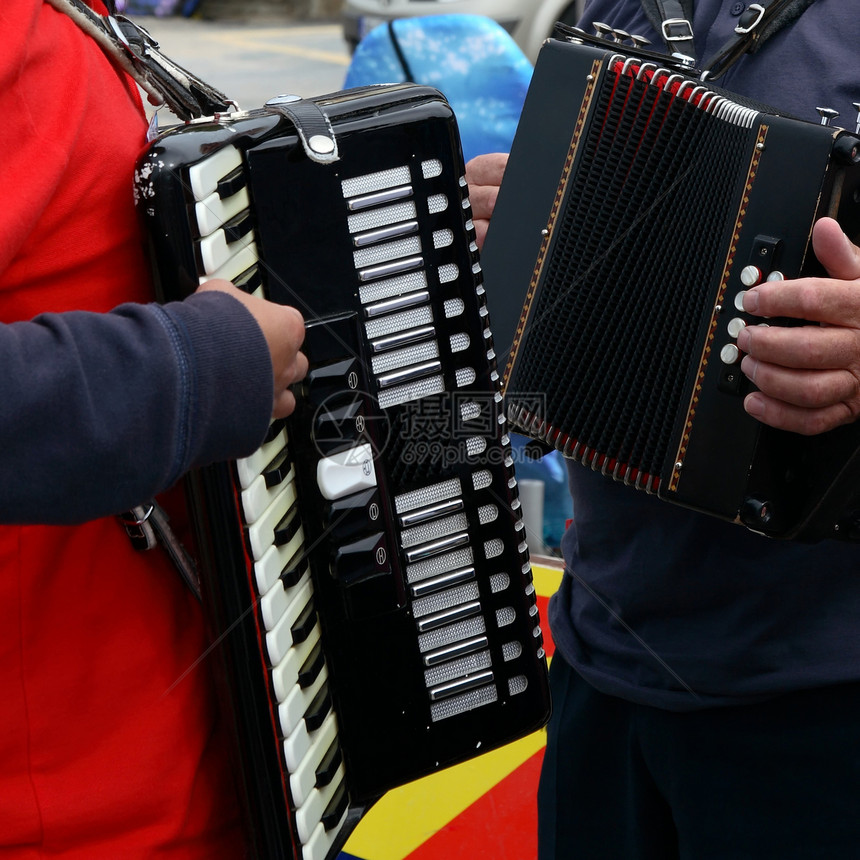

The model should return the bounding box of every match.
[324,487,383,542]
[332,531,390,584]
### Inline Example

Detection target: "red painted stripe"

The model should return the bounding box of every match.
[403,749,546,860]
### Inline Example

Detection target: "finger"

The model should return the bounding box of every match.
[465,152,508,188]
[740,355,860,409]
[743,390,856,436]
[742,277,860,327]
[811,217,860,281]
[468,182,499,224]
[473,218,490,251]
[736,321,860,370]
[272,388,297,420]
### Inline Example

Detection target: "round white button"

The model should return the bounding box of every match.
[740,265,761,287]
[720,343,740,364]
[727,317,747,338]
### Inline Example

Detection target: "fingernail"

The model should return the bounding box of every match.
[743,289,759,314]
[740,355,757,384]
[736,327,750,352]
[744,393,765,418]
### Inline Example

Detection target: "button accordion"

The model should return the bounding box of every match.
[134,84,550,859]
[482,30,860,542]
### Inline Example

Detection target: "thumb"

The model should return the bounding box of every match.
[811,217,860,280]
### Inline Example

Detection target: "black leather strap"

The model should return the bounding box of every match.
[45,0,233,120]
[640,0,696,61]
[701,0,817,80]
[264,94,340,164]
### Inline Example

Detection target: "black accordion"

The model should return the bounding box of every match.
[482,31,860,542]
[135,84,550,859]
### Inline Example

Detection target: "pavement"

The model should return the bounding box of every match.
[133,14,354,121]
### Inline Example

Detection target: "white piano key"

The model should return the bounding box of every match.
[241,464,296,525]
[195,185,251,237]
[199,243,260,286]
[272,622,321,704]
[236,426,288,491]
[302,807,349,860]
[253,525,305,595]
[295,763,346,844]
[283,717,311,774]
[278,663,329,737]
[188,145,243,201]
[264,580,314,665]
[199,226,254,276]
[290,712,338,807]
[247,480,297,562]
[260,565,312,632]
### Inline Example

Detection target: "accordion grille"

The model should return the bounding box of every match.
[514,69,754,481]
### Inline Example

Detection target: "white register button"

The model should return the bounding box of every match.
[316,443,377,501]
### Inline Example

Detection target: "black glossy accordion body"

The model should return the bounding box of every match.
[483,33,860,542]
[135,85,549,859]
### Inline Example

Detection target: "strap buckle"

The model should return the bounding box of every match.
[661,18,695,42]
[735,4,767,35]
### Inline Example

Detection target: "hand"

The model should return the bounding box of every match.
[196,280,308,419]
[465,153,508,251]
[737,217,860,435]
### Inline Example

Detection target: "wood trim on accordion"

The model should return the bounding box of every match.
[670,122,770,494]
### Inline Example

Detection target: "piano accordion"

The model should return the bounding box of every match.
[482,31,860,542]
[134,84,549,859]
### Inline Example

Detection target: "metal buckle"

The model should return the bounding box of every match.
[734,3,766,35]
[661,18,694,43]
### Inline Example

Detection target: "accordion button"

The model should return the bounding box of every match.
[312,397,365,457]
[332,531,390,584]
[727,317,747,339]
[317,443,377,501]
[304,357,362,408]
[720,344,741,365]
[324,487,382,542]
[740,265,762,287]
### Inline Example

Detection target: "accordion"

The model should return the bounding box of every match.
[482,31,860,543]
[135,84,550,859]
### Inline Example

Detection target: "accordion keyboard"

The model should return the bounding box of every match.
[191,148,349,860]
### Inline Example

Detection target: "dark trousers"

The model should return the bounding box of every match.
[537,655,860,860]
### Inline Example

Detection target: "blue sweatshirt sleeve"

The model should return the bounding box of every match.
[0,290,273,524]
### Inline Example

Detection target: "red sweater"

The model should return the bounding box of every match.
[0,2,247,854]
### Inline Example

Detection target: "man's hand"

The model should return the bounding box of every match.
[738,217,860,435]
[196,280,308,419]
[465,153,508,250]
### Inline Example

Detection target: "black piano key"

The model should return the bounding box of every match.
[315,739,343,789]
[303,681,331,732]
[290,600,317,645]
[263,448,292,488]
[223,210,254,244]
[233,263,263,295]
[216,165,247,198]
[273,508,300,547]
[281,559,309,590]
[298,641,325,689]
[321,781,349,831]
[263,417,287,444]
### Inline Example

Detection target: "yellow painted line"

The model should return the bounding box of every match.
[205,31,351,65]
[532,560,563,599]
[344,728,546,860]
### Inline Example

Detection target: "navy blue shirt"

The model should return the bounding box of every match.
[0,292,273,525]
[551,0,860,710]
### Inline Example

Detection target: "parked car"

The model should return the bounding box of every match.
[342,0,586,63]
